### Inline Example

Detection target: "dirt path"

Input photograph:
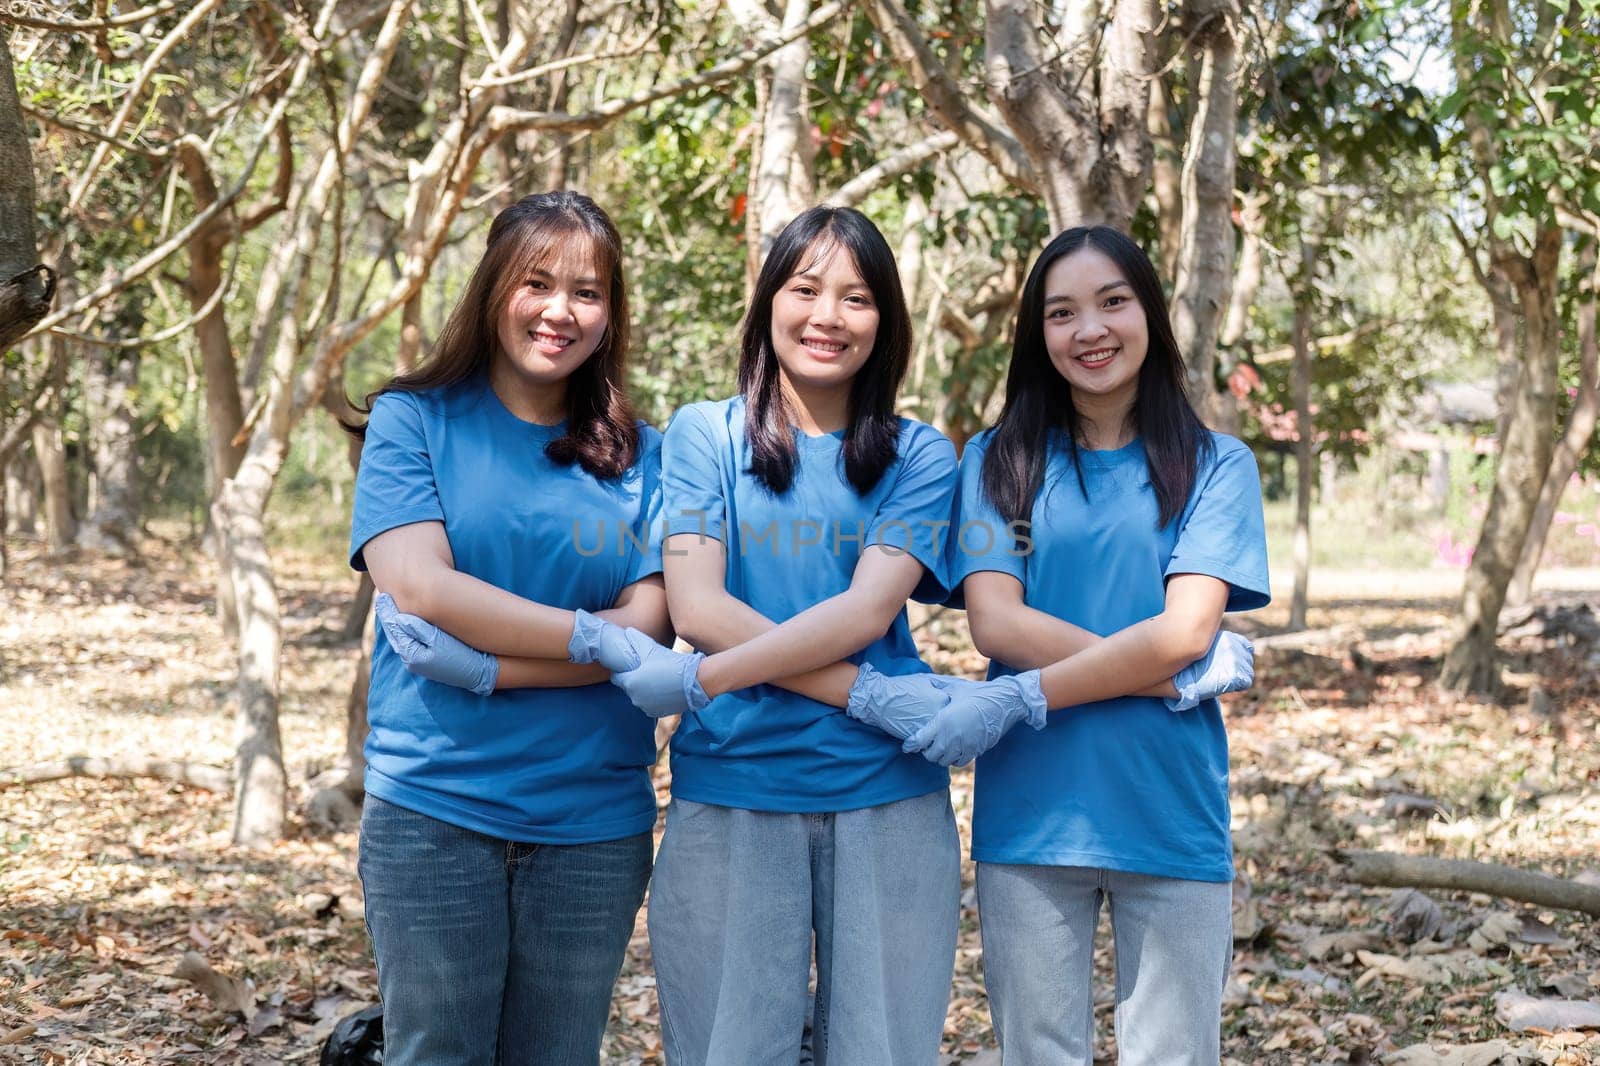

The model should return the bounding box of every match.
[2,540,1597,1064]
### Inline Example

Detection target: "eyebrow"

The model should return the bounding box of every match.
[529,267,602,286]
[1043,279,1131,305]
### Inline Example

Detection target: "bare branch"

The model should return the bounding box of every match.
[0,0,183,32]
[24,48,314,341]
[485,1,847,135]
[827,130,959,207]
[65,0,224,211]
[865,0,1034,193]
[19,101,169,158]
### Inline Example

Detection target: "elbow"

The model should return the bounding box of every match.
[966,611,1004,662]
[1166,617,1220,666]
[378,568,441,620]
[667,598,710,650]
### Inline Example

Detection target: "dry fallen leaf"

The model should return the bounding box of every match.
[1382,1039,1539,1065]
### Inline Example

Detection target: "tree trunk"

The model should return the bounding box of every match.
[1170,0,1240,428]
[0,24,54,351]
[214,452,289,847]
[5,440,37,535]
[1289,239,1315,631]
[1440,228,1564,694]
[1504,244,1598,610]
[175,139,248,633]
[751,0,817,258]
[77,313,142,554]
[31,341,75,550]
[1147,75,1182,282]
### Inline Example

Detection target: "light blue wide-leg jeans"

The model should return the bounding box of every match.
[977,863,1232,1066]
[648,791,959,1066]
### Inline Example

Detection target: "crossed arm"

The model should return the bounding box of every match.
[963,569,1227,711]
[361,520,672,690]
[665,532,925,708]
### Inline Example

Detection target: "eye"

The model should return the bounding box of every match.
[1047,307,1073,320]
[526,278,548,291]
[845,293,874,307]
[1104,295,1129,309]
[577,288,603,301]
[792,283,818,297]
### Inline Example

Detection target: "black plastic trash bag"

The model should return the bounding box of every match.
[320,1004,384,1066]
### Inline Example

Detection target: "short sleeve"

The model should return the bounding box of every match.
[1164,436,1271,612]
[866,422,958,604]
[622,427,666,586]
[350,392,446,571]
[661,404,728,543]
[943,432,1027,610]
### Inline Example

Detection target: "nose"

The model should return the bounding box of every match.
[542,289,573,322]
[810,296,844,327]
[1075,314,1108,343]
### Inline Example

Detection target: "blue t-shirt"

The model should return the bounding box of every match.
[662,396,957,813]
[349,373,663,844]
[948,428,1269,881]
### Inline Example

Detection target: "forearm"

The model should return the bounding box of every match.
[389,568,577,660]
[697,591,892,696]
[495,658,610,690]
[982,604,1175,698]
[1037,614,1206,710]
[679,592,857,707]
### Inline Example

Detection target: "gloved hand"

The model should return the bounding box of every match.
[1165,631,1254,712]
[567,608,642,671]
[375,592,498,696]
[903,670,1048,767]
[608,628,709,718]
[845,663,953,741]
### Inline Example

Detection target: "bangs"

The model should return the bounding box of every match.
[486,219,614,315]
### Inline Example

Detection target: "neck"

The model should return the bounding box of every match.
[1074,390,1136,449]
[490,360,567,425]
[778,370,851,435]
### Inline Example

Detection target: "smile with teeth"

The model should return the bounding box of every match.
[530,330,575,350]
[1076,346,1118,367]
[802,336,848,354]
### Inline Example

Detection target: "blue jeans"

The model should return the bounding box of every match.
[358,796,652,1066]
[977,863,1233,1066]
[648,792,960,1066]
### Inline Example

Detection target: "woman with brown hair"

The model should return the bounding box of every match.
[347,191,670,1064]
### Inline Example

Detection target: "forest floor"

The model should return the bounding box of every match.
[1,534,1598,1065]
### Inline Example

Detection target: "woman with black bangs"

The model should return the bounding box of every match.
[598,205,962,1064]
[346,191,671,1064]
[924,225,1270,1065]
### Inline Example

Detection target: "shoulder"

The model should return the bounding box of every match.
[372,378,486,424]
[635,420,664,453]
[959,426,999,461]
[896,417,956,459]
[1202,431,1258,472]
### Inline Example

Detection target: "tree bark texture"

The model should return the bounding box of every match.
[76,326,141,554]
[1440,228,1564,693]
[0,24,54,351]
[1170,0,1240,427]
[984,0,1158,232]
[5,439,38,536]
[1505,245,1598,609]
[1147,76,1183,282]
[1339,849,1600,918]
[30,396,74,550]
[751,0,817,258]
[1289,239,1315,631]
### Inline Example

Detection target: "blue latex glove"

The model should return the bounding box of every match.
[375,592,498,696]
[1165,631,1255,712]
[903,670,1048,767]
[567,608,642,671]
[608,628,709,718]
[845,663,953,741]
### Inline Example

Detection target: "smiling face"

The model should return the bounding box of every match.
[1041,246,1150,414]
[492,238,609,396]
[768,239,881,400]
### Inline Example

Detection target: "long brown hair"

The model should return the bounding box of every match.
[349,191,638,478]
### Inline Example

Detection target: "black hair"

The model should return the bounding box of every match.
[982,225,1213,527]
[738,206,912,495]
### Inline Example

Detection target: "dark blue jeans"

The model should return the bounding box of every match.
[358,795,652,1065]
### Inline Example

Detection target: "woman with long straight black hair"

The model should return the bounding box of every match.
[916,225,1269,1064]
[599,205,962,1064]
